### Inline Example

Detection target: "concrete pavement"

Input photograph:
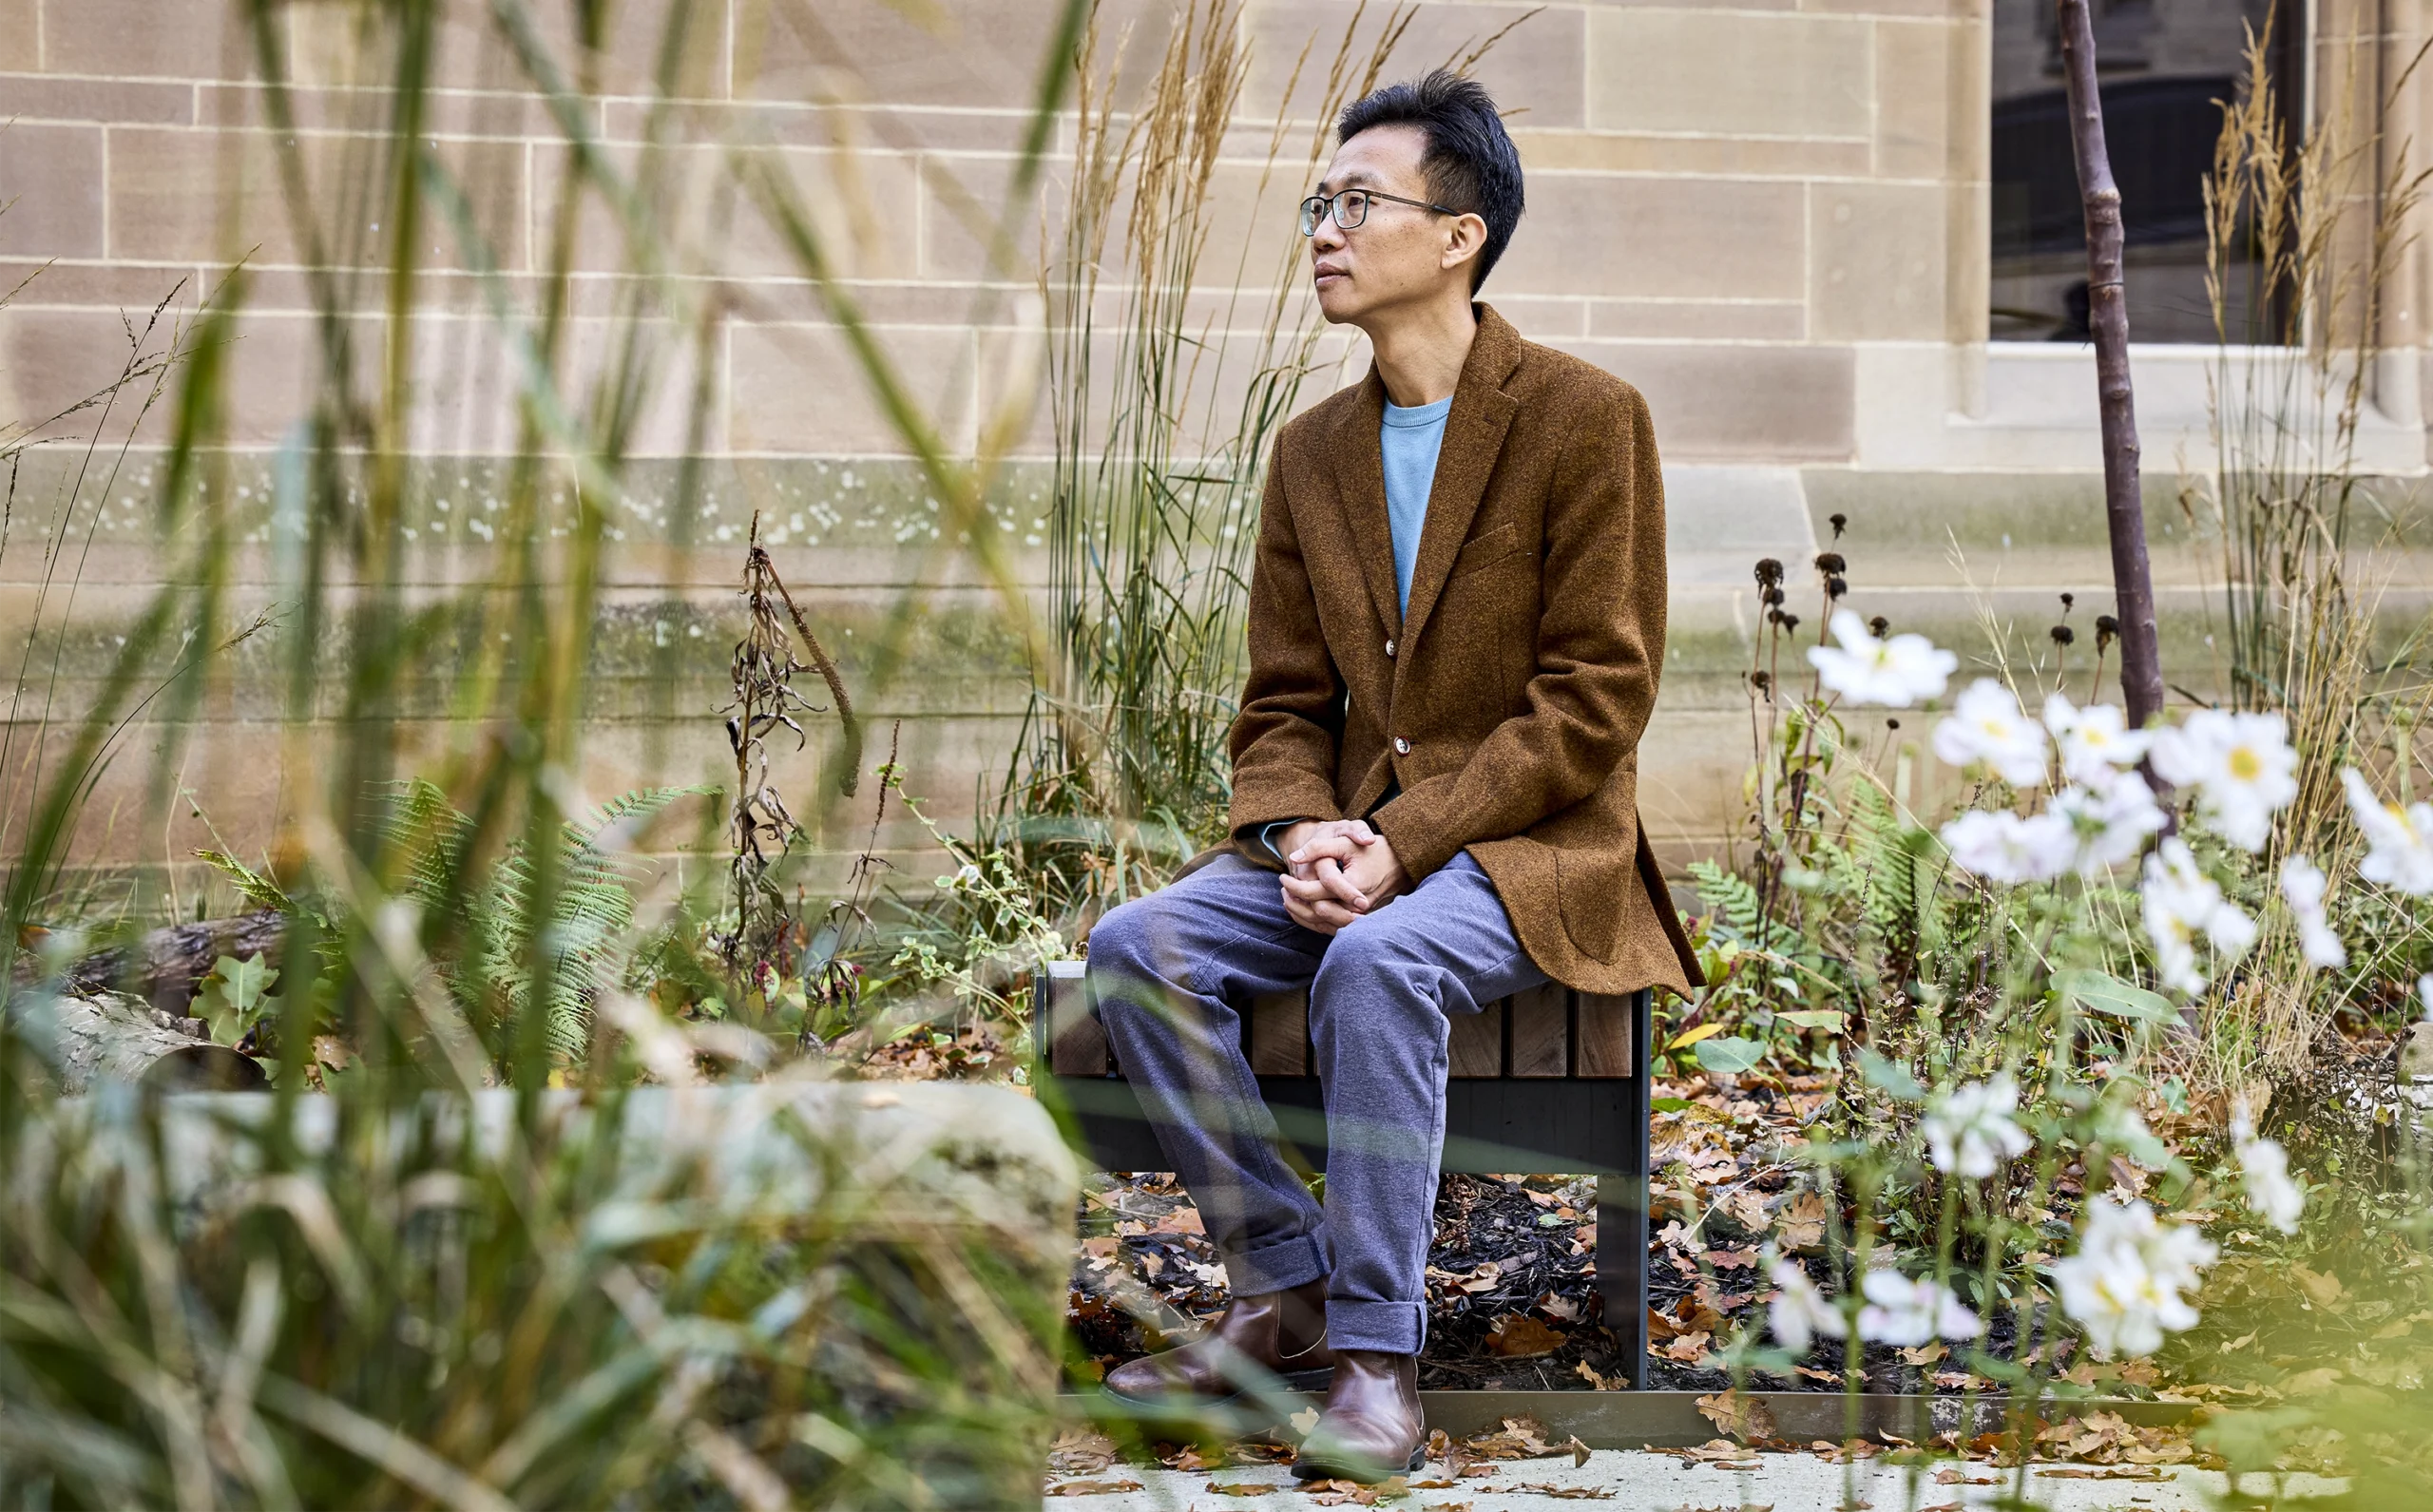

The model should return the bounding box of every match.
[1044,1450,2349,1510]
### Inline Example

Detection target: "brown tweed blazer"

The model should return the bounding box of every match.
[1178,303,1702,1001]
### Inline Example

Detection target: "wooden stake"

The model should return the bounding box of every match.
[2057,0,2168,732]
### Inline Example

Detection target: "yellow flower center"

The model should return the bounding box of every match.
[2229,746,2263,781]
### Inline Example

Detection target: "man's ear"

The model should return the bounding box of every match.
[1442,211,1488,278]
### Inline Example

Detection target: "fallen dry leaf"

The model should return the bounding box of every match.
[1046,1427,1117,1475]
[1659,1330,1713,1363]
[1656,1438,1764,1468]
[1695,1388,1779,1444]
[1044,1478,1143,1496]
[2290,1263,2346,1308]
[1575,1360,1626,1391]
[1485,1313,1569,1358]
[1502,1484,1613,1500]
[1461,1415,1561,1460]
[1304,1474,1406,1505]
[1772,1189,1828,1251]
[1206,1483,1281,1497]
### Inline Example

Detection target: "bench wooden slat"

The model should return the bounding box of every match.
[1249,991,1312,1075]
[1448,1001,1504,1078]
[1574,991,1636,1078]
[1044,963,1109,1076]
[1507,982,1569,1078]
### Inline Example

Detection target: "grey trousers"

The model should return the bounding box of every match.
[1085,849,1549,1355]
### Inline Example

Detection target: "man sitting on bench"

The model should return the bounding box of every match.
[1083,69,1702,1483]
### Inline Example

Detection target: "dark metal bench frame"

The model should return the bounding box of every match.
[1035,964,1656,1388]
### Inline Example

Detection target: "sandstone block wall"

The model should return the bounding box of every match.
[2,0,2428,902]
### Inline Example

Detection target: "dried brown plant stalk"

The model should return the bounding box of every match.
[718,513,858,980]
[1009,1,1437,917]
[2185,20,2433,1084]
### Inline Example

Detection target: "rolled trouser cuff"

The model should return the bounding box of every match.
[1223,1233,1329,1296]
[1324,1297,1427,1356]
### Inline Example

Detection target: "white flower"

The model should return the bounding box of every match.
[1766,1254,1846,1352]
[2049,775,2167,874]
[1939,809,2073,885]
[2150,710,2298,852]
[2341,767,2433,895]
[2276,856,2347,970]
[2053,1196,2218,1359]
[1807,609,1959,707]
[1854,1270,1983,1347]
[2421,972,2433,1023]
[2230,1122,2303,1234]
[2140,839,2257,996]
[1922,1074,2034,1178]
[1933,679,2049,788]
[2044,693,2155,790]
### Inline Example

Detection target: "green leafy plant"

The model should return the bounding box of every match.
[193,951,278,1049]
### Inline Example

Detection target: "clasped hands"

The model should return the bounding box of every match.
[1273,817,1411,934]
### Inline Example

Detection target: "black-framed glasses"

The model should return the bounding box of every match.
[1298,186,1459,236]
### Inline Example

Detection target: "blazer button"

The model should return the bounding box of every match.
[1393,737,1410,755]
[1385,638,1396,658]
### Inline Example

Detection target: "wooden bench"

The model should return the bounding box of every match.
[1035,964,1656,1388]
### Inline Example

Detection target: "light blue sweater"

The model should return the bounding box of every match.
[1260,395,1450,863]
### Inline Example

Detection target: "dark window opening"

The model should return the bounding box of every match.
[1990,0,2301,343]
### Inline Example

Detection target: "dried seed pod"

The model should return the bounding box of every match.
[1886,718,1901,731]
[2059,591,2076,610]
[2095,613,2119,650]
[2051,623,2076,647]
[1829,512,1848,539]
[1754,557,1785,587]
[1752,670,1772,692]
[1825,575,1849,600]
[1768,607,1786,627]
[1763,585,1787,607]
[1814,551,1847,575]
[1779,612,1801,635]
[1868,616,1890,638]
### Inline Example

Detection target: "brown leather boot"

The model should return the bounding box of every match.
[1102,1276,1334,1408]
[1290,1349,1425,1483]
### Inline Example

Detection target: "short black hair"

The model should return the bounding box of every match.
[1335,69,1524,291]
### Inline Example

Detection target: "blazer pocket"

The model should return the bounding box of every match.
[1446,521,1529,581]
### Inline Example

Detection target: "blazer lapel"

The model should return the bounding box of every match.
[1327,367,1404,643]
[1397,304,1523,661]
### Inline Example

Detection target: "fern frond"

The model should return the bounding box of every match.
[194,849,295,914]
[576,784,716,846]
[1689,859,1766,941]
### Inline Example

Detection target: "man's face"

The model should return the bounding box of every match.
[1307,124,1470,325]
